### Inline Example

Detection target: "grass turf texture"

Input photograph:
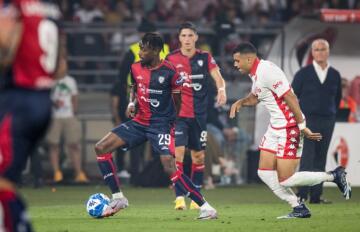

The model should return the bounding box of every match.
[21,185,360,232]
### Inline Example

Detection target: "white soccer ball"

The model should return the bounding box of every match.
[86,193,110,218]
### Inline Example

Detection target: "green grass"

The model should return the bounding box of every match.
[21,185,360,232]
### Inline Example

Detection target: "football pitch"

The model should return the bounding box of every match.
[22,185,360,232]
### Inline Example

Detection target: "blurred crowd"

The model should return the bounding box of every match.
[60,0,360,25]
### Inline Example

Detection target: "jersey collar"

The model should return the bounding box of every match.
[249,58,260,77]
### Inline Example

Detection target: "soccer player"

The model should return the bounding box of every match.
[95,32,217,220]
[166,22,227,210]
[229,42,351,219]
[0,0,62,230]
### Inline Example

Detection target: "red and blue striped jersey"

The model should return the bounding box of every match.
[3,0,61,90]
[166,49,218,118]
[131,60,183,126]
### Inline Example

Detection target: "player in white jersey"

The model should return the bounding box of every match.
[229,42,351,219]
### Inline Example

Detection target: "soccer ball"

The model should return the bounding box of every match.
[86,193,110,218]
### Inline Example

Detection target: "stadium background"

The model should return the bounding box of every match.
[19,1,360,231]
[25,0,359,185]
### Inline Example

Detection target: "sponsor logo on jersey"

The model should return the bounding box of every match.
[176,64,184,68]
[161,146,169,150]
[175,75,185,85]
[183,82,202,91]
[140,96,160,107]
[158,76,165,84]
[273,80,283,89]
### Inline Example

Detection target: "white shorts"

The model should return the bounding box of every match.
[259,125,303,159]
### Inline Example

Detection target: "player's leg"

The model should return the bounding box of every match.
[95,121,147,217]
[95,131,128,217]
[188,118,207,209]
[160,155,217,219]
[256,128,304,218]
[0,178,33,232]
[173,118,189,209]
[189,149,204,209]
[278,126,351,199]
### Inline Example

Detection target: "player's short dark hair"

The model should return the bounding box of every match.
[140,32,164,52]
[178,21,197,34]
[233,42,257,55]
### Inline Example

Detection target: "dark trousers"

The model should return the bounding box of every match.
[298,116,336,202]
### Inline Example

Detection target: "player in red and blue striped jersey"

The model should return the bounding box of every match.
[0,0,62,231]
[166,22,227,210]
[95,32,218,220]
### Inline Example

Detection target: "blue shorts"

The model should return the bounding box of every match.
[175,117,207,151]
[112,120,175,156]
[0,89,51,183]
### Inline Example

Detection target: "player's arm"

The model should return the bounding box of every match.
[283,91,322,141]
[170,68,184,114]
[229,93,259,118]
[126,70,137,118]
[210,67,227,106]
[172,92,181,114]
[0,4,22,67]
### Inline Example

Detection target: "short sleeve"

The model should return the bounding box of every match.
[67,76,78,96]
[264,63,291,98]
[129,65,136,86]
[207,53,218,72]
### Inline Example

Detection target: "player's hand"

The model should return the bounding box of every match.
[302,127,322,141]
[229,100,243,119]
[216,91,227,106]
[126,103,136,118]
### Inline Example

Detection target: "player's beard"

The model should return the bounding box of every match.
[140,59,150,66]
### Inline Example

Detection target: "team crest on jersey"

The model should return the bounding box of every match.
[158,76,165,84]
[197,60,203,67]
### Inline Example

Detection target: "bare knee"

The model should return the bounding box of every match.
[191,150,205,164]
[161,156,176,175]
[94,142,106,155]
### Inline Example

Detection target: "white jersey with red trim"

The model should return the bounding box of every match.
[250,59,297,129]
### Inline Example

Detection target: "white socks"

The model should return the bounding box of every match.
[112,192,124,199]
[200,202,215,211]
[258,169,299,208]
[280,171,334,187]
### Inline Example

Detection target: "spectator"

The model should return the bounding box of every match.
[339,78,357,122]
[349,75,360,121]
[46,59,89,183]
[292,39,342,204]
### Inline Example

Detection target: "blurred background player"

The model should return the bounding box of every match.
[166,22,227,210]
[112,18,170,184]
[46,56,89,184]
[230,42,351,219]
[94,32,217,219]
[292,39,342,204]
[338,78,357,123]
[0,0,61,230]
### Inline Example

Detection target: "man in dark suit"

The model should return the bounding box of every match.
[292,39,342,204]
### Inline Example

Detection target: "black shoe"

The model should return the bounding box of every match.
[309,198,332,204]
[330,166,352,200]
[277,203,311,219]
